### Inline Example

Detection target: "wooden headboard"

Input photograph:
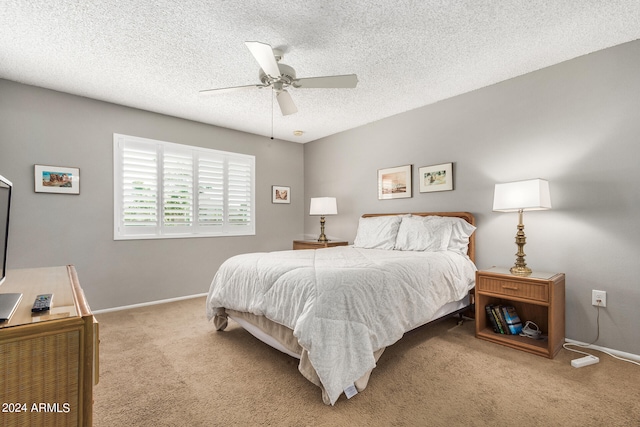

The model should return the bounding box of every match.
[361,212,476,263]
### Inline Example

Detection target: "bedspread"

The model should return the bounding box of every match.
[206,246,476,405]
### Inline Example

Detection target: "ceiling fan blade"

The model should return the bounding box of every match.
[276,90,298,116]
[245,41,281,78]
[199,84,263,95]
[293,74,358,89]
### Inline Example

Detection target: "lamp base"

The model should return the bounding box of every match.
[317,215,328,242]
[511,209,532,277]
[510,265,532,277]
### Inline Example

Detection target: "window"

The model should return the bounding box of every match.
[113,134,255,240]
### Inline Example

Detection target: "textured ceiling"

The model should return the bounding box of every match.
[2,1,640,143]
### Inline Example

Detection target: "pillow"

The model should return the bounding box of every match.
[394,215,452,251]
[427,216,476,254]
[353,215,403,249]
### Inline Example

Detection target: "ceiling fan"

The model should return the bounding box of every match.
[200,41,358,116]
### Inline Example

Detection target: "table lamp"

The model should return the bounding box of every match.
[493,179,551,276]
[309,197,337,242]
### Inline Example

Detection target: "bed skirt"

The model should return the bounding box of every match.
[213,295,470,404]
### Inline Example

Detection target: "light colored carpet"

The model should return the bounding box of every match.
[93,297,639,426]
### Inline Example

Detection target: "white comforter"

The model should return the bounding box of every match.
[206,246,476,405]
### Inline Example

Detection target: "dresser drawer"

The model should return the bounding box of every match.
[477,276,549,302]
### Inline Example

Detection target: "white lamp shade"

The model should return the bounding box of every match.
[309,197,337,215]
[493,179,551,212]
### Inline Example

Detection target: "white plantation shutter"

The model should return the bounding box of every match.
[119,140,159,234]
[197,156,224,228]
[227,159,253,228]
[163,148,193,230]
[114,134,255,240]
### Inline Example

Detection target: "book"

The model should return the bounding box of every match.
[486,304,506,334]
[485,304,500,333]
[493,305,511,334]
[485,304,522,335]
[502,305,523,335]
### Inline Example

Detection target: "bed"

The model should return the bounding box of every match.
[206,212,477,405]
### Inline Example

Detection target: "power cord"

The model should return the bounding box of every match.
[563,301,640,366]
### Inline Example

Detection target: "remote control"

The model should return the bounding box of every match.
[32,294,53,313]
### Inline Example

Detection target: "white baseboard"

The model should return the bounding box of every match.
[564,338,640,362]
[93,293,208,315]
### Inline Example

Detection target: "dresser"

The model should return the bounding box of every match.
[0,266,98,426]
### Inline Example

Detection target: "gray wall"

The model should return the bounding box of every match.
[0,79,304,310]
[304,40,640,356]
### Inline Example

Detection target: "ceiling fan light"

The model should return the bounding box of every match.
[276,90,298,115]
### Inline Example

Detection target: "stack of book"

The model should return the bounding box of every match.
[485,304,523,335]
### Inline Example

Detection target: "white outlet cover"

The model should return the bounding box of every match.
[592,290,607,307]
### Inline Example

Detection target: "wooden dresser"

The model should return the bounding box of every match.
[0,266,98,426]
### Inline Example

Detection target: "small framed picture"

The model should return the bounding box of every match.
[272,185,290,204]
[34,165,80,194]
[378,165,412,200]
[419,162,453,193]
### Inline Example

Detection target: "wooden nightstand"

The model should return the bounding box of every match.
[292,240,349,250]
[475,267,565,358]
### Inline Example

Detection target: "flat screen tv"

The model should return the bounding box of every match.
[0,174,22,322]
[0,174,11,286]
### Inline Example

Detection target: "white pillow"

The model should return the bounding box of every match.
[353,216,403,249]
[426,216,476,254]
[394,216,452,251]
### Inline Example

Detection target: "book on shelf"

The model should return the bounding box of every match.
[485,304,501,333]
[485,304,522,335]
[502,305,523,335]
[494,305,511,335]
[485,304,507,334]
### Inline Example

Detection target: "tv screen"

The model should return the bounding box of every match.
[0,174,11,286]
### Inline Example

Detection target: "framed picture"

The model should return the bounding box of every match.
[272,185,290,204]
[378,165,412,200]
[34,165,80,194]
[419,162,453,193]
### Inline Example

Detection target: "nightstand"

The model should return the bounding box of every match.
[292,240,349,250]
[475,267,565,358]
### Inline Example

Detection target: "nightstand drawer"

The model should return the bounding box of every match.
[477,277,548,302]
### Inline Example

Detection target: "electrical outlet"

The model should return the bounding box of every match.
[592,290,607,307]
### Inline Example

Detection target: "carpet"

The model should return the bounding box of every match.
[93,297,640,426]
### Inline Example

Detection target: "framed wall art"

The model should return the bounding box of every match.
[419,162,453,193]
[378,165,412,200]
[34,165,80,194]
[272,185,291,204]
